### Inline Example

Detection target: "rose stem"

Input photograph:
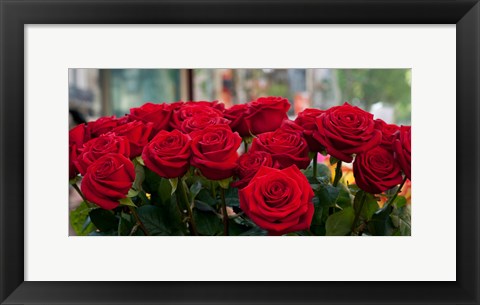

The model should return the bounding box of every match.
[220,187,229,236]
[384,176,408,208]
[332,161,343,187]
[177,178,198,236]
[351,191,366,235]
[71,183,92,208]
[211,181,217,199]
[243,140,249,153]
[128,206,150,236]
[312,153,318,181]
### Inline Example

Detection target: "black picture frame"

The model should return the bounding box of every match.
[1,0,479,304]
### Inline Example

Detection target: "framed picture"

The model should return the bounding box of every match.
[1,0,479,304]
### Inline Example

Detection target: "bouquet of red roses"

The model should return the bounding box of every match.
[69,97,411,236]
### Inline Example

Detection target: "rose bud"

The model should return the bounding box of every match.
[244,96,290,135]
[250,128,310,170]
[142,130,192,179]
[223,104,250,137]
[239,165,315,235]
[294,108,325,152]
[231,151,273,189]
[353,146,403,194]
[129,102,172,136]
[190,125,242,180]
[180,115,231,134]
[81,153,135,210]
[374,119,400,152]
[170,103,224,131]
[111,120,154,158]
[87,116,119,138]
[393,125,411,180]
[313,102,382,163]
[74,133,130,176]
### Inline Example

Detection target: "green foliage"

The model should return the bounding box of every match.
[353,191,379,221]
[325,207,355,236]
[316,184,352,209]
[89,208,118,232]
[367,204,394,236]
[193,209,223,236]
[70,201,96,236]
[136,205,186,236]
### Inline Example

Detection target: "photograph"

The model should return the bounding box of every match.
[69,68,412,236]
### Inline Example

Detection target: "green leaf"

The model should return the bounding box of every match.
[158,178,173,205]
[196,189,216,206]
[142,167,162,194]
[169,178,178,195]
[224,187,240,207]
[391,214,411,236]
[127,189,139,198]
[228,218,252,236]
[336,184,352,209]
[316,184,352,209]
[193,209,223,235]
[316,163,332,183]
[135,156,145,166]
[368,204,394,236]
[70,201,95,235]
[393,196,407,209]
[194,200,218,213]
[137,205,186,236]
[119,197,137,207]
[89,208,119,232]
[325,207,355,236]
[132,160,145,191]
[69,175,81,185]
[218,177,232,189]
[353,191,379,221]
[189,180,203,201]
[117,214,134,236]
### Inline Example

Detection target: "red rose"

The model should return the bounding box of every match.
[117,115,130,126]
[374,119,400,152]
[69,124,91,178]
[81,153,135,210]
[313,102,381,163]
[393,125,411,180]
[74,133,130,175]
[190,125,242,180]
[250,128,310,170]
[295,108,325,152]
[280,119,304,134]
[142,130,192,179]
[170,103,224,131]
[129,102,172,135]
[69,123,90,147]
[353,146,403,194]
[232,151,273,189]
[224,104,250,137]
[245,96,290,135]
[111,120,154,158]
[87,116,119,138]
[239,165,315,235]
[180,115,230,134]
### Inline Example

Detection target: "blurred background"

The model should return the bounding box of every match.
[69,68,411,127]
